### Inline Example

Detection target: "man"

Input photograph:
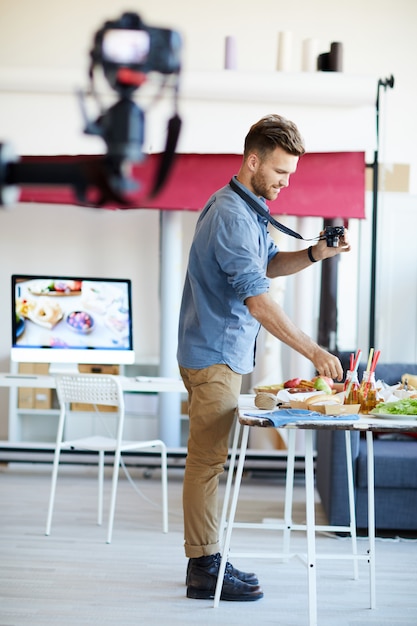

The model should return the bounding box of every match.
[177,114,350,602]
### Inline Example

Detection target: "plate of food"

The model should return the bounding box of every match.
[370,398,417,420]
[28,279,82,296]
[26,298,64,329]
[66,310,95,334]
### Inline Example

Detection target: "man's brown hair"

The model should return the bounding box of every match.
[244,114,305,160]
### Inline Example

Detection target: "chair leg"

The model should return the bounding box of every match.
[106,448,122,544]
[160,443,168,533]
[45,446,62,536]
[98,450,104,526]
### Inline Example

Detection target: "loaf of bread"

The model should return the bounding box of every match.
[401,373,417,390]
[307,393,342,406]
[254,392,277,410]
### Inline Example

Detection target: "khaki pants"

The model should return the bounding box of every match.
[180,364,242,558]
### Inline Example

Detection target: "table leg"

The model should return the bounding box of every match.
[214,424,250,608]
[219,417,241,547]
[344,431,359,579]
[305,430,317,626]
[366,430,376,609]
[282,428,296,560]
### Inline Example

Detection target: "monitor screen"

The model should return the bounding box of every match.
[11,275,135,371]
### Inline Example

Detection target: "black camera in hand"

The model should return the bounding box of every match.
[324,226,345,247]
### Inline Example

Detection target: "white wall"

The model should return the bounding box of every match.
[0,0,416,435]
[1,0,416,182]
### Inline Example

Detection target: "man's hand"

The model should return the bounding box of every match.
[310,346,343,381]
[246,293,344,381]
[309,227,351,263]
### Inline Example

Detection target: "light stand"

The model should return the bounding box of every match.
[367,75,394,351]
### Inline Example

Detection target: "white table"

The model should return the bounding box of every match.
[0,372,186,445]
[214,395,417,626]
[0,372,186,393]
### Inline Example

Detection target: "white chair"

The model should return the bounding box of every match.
[45,373,168,543]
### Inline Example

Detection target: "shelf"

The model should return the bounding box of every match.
[0,67,378,156]
[15,409,60,416]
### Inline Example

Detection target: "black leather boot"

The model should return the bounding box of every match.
[186,552,259,585]
[186,553,263,601]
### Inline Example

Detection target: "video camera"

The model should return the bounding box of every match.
[84,12,181,166]
[0,12,182,207]
[92,12,181,93]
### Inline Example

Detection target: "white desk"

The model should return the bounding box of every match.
[0,372,186,444]
[215,395,417,626]
[0,373,186,393]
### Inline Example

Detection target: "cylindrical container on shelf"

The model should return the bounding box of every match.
[277,31,293,71]
[302,38,319,72]
[330,41,344,71]
[225,36,238,70]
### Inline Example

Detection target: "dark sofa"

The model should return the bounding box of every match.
[316,361,417,531]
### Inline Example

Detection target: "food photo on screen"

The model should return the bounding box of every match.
[12,276,133,353]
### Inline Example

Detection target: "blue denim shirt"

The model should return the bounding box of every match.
[177,178,279,375]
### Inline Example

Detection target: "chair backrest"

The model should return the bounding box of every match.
[55,373,124,410]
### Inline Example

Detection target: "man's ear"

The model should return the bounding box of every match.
[247,153,258,172]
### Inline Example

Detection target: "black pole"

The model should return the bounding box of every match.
[368,151,378,350]
[368,75,394,352]
[318,218,340,352]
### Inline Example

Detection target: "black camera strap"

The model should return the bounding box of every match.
[229,177,304,240]
[149,113,182,198]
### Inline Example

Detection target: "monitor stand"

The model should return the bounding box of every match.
[48,362,80,376]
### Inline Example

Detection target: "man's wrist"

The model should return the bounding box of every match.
[307,245,318,263]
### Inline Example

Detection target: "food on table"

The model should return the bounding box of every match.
[284,378,318,393]
[253,384,284,394]
[313,376,333,394]
[308,393,342,405]
[254,392,278,410]
[253,375,343,412]
[312,375,334,389]
[255,376,338,396]
[284,377,302,389]
[371,398,417,416]
[286,379,333,394]
[285,384,317,393]
[401,374,417,391]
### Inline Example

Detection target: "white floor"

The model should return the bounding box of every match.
[1,463,416,626]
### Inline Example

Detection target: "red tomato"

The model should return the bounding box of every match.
[284,377,302,389]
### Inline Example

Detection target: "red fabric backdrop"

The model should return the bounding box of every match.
[19,151,365,219]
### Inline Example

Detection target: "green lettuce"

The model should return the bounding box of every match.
[371,398,417,416]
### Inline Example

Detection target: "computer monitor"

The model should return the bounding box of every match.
[11,275,135,373]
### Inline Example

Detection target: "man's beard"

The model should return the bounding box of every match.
[251,171,275,201]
